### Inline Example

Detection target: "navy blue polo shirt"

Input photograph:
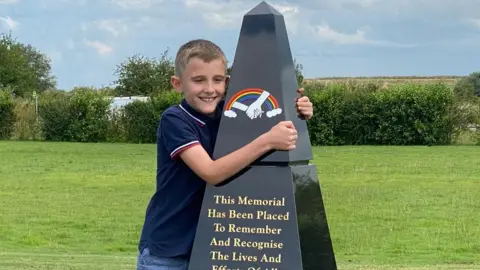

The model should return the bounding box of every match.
[138,98,224,258]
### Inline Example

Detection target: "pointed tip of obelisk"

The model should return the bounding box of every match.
[245,1,282,16]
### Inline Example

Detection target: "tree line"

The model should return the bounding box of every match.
[1,31,478,99]
[0,32,305,98]
[0,32,479,146]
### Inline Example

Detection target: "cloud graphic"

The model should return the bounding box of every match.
[224,110,237,118]
[266,108,282,118]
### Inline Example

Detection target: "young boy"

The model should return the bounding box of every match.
[136,39,314,270]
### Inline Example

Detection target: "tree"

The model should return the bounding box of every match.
[113,49,175,97]
[113,50,305,96]
[293,58,304,86]
[454,72,480,100]
[0,32,56,97]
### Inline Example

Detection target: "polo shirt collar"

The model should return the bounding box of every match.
[178,98,222,126]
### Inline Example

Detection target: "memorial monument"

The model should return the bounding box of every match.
[188,2,337,269]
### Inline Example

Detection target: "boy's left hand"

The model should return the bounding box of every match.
[296,88,313,120]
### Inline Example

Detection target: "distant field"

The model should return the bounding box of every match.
[0,141,479,269]
[305,75,464,88]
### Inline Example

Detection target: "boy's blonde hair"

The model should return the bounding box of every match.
[174,39,227,77]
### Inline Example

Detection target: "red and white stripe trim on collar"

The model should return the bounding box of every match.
[178,104,206,126]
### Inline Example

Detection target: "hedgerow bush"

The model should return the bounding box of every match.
[305,82,464,145]
[37,90,71,141]
[7,81,477,146]
[454,72,480,98]
[373,83,457,145]
[303,82,380,145]
[121,90,182,143]
[13,98,43,140]
[0,89,15,139]
[38,87,111,142]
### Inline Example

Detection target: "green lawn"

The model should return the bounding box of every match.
[0,141,479,269]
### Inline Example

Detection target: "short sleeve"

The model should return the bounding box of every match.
[160,111,200,159]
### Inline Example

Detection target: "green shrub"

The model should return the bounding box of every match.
[121,90,182,143]
[454,72,480,99]
[38,87,111,142]
[0,89,15,139]
[306,82,379,145]
[38,90,71,141]
[7,81,475,146]
[469,102,480,145]
[67,87,112,142]
[13,99,43,140]
[307,82,460,145]
[106,106,127,143]
[373,83,456,145]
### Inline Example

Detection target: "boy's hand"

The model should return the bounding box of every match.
[296,88,313,120]
[266,121,297,151]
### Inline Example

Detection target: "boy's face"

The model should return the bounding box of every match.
[171,57,228,116]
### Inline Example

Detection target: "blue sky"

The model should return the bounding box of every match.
[1,0,480,90]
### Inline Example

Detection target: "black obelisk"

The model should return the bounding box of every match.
[188,2,337,270]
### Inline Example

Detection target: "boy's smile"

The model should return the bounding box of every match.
[171,57,227,116]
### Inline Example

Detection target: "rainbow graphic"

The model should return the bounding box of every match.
[223,88,282,119]
[225,88,279,111]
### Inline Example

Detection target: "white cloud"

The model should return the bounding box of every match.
[81,17,153,38]
[224,110,237,118]
[463,18,480,29]
[111,0,163,9]
[0,16,19,29]
[313,0,384,9]
[84,40,114,55]
[312,23,415,47]
[183,0,300,34]
[270,3,300,34]
[184,0,247,29]
[0,0,18,4]
[94,19,128,37]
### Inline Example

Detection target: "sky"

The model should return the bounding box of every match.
[1,0,480,90]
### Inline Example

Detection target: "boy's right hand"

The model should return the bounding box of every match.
[265,121,298,151]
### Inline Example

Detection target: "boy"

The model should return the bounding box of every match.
[137,39,314,270]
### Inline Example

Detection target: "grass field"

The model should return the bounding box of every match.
[0,141,479,269]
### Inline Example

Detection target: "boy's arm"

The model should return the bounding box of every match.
[161,110,296,186]
[180,120,296,186]
[179,134,271,186]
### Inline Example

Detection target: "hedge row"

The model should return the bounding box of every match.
[0,91,15,139]
[30,87,182,143]
[303,82,477,145]
[1,83,478,145]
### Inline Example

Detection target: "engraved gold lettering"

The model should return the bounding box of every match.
[229,210,253,219]
[260,253,282,263]
[210,237,231,247]
[209,195,287,268]
[228,223,282,235]
[210,250,229,261]
[208,208,226,218]
[214,195,235,205]
[213,223,225,232]
[238,196,285,207]
[256,210,289,221]
[212,266,241,270]
[232,238,283,250]
[232,251,258,262]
